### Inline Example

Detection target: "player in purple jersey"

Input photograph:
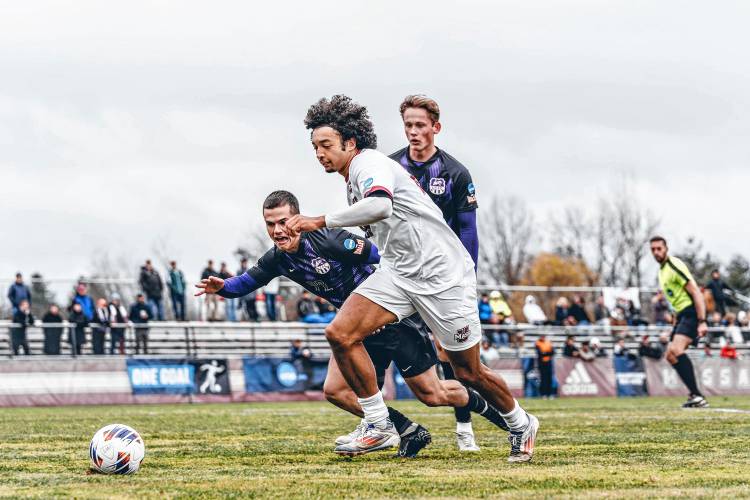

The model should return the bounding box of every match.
[195,190,510,457]
[390,94,482,451]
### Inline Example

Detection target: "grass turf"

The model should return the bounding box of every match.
[1,397,749,499]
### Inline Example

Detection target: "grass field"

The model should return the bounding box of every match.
[1,397,750,499]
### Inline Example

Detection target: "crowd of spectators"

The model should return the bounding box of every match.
[5,273,155,356]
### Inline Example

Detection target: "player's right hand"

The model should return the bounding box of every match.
[195,277,225,296]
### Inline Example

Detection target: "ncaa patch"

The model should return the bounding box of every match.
[454,325,471,343]
[467,182,475,194]
[311,257,331,275]
[363,177,374,189]
[344,238,356,250]
[429,177,446,195]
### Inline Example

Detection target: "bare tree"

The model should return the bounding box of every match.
[479,195,537,285]
[235,225,270,264]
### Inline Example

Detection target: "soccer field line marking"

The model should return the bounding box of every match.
[707,408,750,414]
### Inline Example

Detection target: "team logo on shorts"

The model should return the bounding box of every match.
[429,177,446,195]
[344,238,356,250]
[311,257,331,274]
[454,325,471,343]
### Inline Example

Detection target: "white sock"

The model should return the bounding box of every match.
[456,421,473,434]
[357,391,389,428]
[500,399,529,432]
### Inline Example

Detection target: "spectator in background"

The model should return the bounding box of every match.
[201,260,219,321]
[129,293,152,354]
[638,335,663,360]
[578,340,596,361]
[658,332,670,355]
[707,311,725,345]
[593,295,610,325]
[236,258,258,322]
[263,278,279,321]
[67,302,88,355]
[289,339,314,389]
[92,298,109,355]
[701,343,713,359]
[478,293,493,324]
[7,273,31,316]
[139,260,164,321]
[218,262,236,322]
[296,291,318,321]
[480,338,500,364]
[590,337,607,358]
[613,338,636,359]
[11,299,34,355]
[724,313,744,345]
[523,295,547,325]
[42,304,64,355]
[70,283,94,321]
[651,290,670,325]
[569,295,591,325]
[535,333,555,398]
[167,261,187,321]
[108,293,128,355]
[554,296,572,326]
[706,269,733,316]
[563,335,579,358]
[489,291,512,323]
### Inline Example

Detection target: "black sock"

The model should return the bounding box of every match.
[387,406,417,436]
[441,361,471,423]
[673,354,702,397]
[462,387,509,431]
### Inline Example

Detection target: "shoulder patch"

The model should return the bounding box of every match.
[467,182,475,194]
[343,238,356,250]
[363,177,374,189]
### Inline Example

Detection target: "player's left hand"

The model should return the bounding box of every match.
[698,321,708,337]
[286,214,326,235]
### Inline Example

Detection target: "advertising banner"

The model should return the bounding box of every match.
[614,356,648,397]
[126,358,230,395]
[644,357,750,396]
[242,357,328,393]
[554,357,616,397]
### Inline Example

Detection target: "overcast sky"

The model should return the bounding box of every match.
[1,1,748,296]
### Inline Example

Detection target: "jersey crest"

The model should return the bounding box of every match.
[429,177,446,195]
[311,257,331,274]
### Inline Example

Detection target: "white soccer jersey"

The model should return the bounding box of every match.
[345,148,473,294]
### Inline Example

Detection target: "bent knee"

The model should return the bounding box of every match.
[453,367,480,386]
[415,390,443,407]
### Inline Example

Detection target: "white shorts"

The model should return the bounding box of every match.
[354,266,482,351]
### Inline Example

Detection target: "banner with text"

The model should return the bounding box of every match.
[126,358,230,395]
[554,357,617,397]
[644,358,750,396]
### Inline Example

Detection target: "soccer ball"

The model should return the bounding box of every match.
[89,423,145,474]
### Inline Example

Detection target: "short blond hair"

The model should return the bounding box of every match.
[399,95,440,123]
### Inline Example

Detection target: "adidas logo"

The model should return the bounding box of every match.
[561,362,598,395]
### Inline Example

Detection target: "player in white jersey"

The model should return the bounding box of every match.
[287,95,538,462]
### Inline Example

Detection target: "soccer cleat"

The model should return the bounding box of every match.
[334,420,400,456]
[396,425,432,458]
[507,413,539,463]
[456,431,480,452]
[682,395,709,408]
[335,419,367,446]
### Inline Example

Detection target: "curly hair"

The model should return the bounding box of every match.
[304,95,377,149]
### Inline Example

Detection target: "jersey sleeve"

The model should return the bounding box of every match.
[452,167,478,212]
[669,257,695,286]
[247,249,281,287]
[352,155,395,200]
[319,229,376,265]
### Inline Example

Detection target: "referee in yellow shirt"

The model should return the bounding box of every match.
[650,236,709,408]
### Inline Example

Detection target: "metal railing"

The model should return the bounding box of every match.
[1,321,749,359]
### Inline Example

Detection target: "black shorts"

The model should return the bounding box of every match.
[672,306,699,346]
[363,314,438,385]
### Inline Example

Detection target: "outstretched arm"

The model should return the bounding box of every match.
[195,273,261,299]
[285,197,393,234]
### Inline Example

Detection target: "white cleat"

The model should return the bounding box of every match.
[508,413,539,463]
[456,431,480,452]
[682,395,709,408]
[335,419,367,446]
[334,420,400,456]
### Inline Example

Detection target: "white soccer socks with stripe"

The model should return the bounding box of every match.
[358,391,390,428]
[500,399,530,432]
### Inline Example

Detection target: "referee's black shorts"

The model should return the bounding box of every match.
[672,306,699,346]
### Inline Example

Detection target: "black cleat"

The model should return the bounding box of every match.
[682,395,709,408]
[396,425,432,458]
